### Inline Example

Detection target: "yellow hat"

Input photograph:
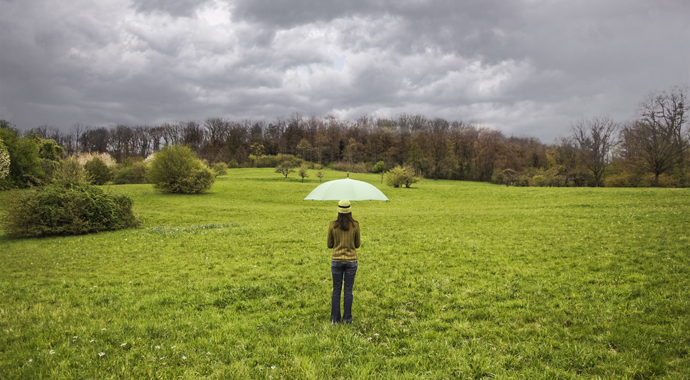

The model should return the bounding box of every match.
[337,200,352,213]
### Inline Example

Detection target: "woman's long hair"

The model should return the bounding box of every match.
[335,213,357,231]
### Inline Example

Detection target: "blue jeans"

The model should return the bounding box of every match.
[331,261,358,323]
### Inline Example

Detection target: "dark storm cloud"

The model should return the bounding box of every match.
[0,0,688,141]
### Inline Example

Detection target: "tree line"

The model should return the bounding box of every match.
[1,85,688,189]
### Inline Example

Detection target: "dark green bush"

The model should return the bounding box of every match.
[0,123,44,189]
[84,158,112,185]
[1,182,140,237]
[113,160,148,184]
[147,145,215,194]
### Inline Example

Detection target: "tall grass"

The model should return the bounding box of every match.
[1,169,688,379]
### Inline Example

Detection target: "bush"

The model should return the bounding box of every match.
[532,175,545,187]
[51,157,91,186]
[605,172,633,187]
[333,161,367,173]
[251,154,302,168]
[112,160,148,185]
[147,145,216,194]
[84,158,112,185]
[0,123,43,189]
[1,182,140,237]
[0,139,9,181]
[75,152,116,167]
[211,162,228,176]
[385,165,420,188]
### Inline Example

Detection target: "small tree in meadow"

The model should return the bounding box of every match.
[275,161,296,180]
[372,161,385,173]
[316,170,324,182]
[298,163,309,182]
[147,145,216,194]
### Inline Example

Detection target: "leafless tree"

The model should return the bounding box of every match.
[623,86,689,186]
[81,127,109,153]
[571,117,619,187]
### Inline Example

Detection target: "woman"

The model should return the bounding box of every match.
[327,200,360,324]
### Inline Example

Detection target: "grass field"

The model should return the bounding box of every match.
[1,168,689,379]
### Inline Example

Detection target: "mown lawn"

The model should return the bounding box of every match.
[1,168,689,379]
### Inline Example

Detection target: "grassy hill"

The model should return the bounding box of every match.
[1,169,688,379]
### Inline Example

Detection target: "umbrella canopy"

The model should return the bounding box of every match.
[304,178,390,201]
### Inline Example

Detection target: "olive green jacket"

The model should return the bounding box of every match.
[327,221,360,262]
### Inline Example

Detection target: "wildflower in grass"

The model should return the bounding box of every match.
[182,356,187,360]
[49,350,55,354]
[121,343,127,347]
[156,346,160,349]
[171,346,176,349]
[90,340,94,343]
[207,352,211,355]
[101,328,106,331]
[271,366,276,370]
[99,352,105,357]
[73,336,78,339]
[28,359,32,362]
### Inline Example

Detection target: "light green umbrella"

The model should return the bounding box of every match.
[304,175,390,201]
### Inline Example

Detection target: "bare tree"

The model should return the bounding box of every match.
[624,86,689,186]
[571,117,619,187]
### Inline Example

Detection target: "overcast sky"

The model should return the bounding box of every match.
[1,0,688,142]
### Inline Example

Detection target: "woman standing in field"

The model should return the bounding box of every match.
[327,200,360,324]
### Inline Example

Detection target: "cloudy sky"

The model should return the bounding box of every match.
[1,0,688,142]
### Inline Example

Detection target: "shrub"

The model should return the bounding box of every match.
[75,152,116,167]
[112,160,148,185]
[532,175,545,187]
[1,182,140,237]
[0,139,9,181]
[385,165,420,188]
[0,124,43,189]
[147,145,216,194]
[84,158,112,185]
[52,157,91,186]
[252,154,302,168]
[605,172,633,187]
[641,173,677,188]
[211,162,228,175]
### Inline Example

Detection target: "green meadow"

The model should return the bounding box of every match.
[1,169,689,379]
